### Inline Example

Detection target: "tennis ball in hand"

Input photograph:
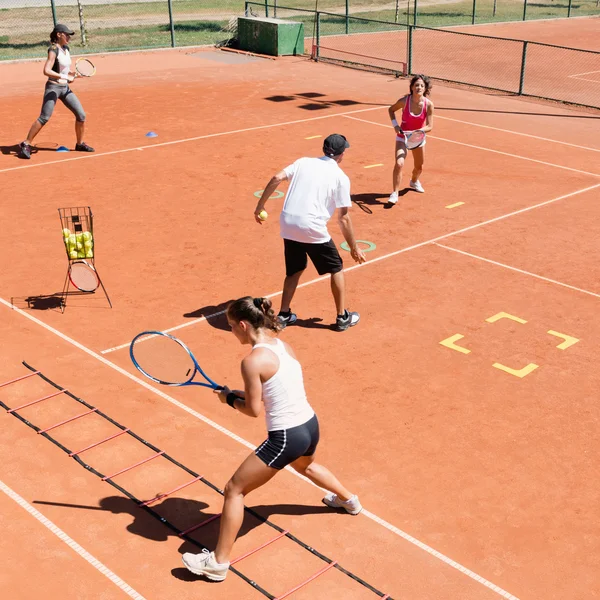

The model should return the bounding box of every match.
[258,210,268,221]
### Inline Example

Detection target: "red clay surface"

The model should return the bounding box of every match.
[1,36,599,600]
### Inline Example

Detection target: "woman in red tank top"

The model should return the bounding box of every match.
[387,74,434,203]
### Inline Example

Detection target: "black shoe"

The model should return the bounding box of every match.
[75,142,95,152]
[19,141,31,159]
[335,310,360,332]
[278,311,297,329]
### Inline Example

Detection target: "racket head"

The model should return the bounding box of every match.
[129,331,200,386]
[69,260,99,292]
[76,58,96,77]
[405,130,426,150]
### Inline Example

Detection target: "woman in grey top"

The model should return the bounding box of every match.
[19,23,94,159]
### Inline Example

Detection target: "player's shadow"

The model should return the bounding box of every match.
[292,316,332,330]
[351,192,390,213]
[183,299,235,331]
[0,143,59,158]
[34,495,332,581]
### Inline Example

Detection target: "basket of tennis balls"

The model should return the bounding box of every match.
[62,228,94,259]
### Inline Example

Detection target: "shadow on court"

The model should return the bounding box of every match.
[34,495,333,575]
[264,92,387,111]
[1,142,59,158]
[183,300,235,331]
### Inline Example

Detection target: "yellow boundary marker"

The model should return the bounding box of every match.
[305,135,322,139]
[486,312,527,324]
[439,334,471,354]
[445,202,465,209]
[547,330,580,350]
[364,163,384,169]
[492,362,539,378]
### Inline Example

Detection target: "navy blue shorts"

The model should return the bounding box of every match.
[255,414,320,470]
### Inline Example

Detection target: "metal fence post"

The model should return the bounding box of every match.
[167,0,175,47]
[407,25,413,75]
[413,0,418,26]
[316,12,320,59]
[472,0,476,24]
[518,41,527,95]
[567,0,572,17]
[346,0,349,34]
[50,0,57,26]
[522,0,528,21]
[265,0,269,18]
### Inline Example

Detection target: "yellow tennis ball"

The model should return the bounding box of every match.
[85,250,94,258]
[62,228,71,238]
[69,250,78,259]
[82,231,92,241]
[258,210,268,221]
[84,240,93,250]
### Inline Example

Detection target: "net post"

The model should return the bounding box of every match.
[518,41,527,95]
[167,0,175,47]
[522,0,527,21]
[471,0,476,24]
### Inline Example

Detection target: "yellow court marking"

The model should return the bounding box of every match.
[363,163,384,169]
[445,202,465,209]
[492,362,539,378]
[439,334,471,354]
[547,330,580,350]
[486,312,527,324]
[305,135,322,139]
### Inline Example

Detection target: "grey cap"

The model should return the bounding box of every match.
[323,134,350,157]
[53,23,75,35]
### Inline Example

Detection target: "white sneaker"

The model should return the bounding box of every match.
[182,549,230,581]
[409,180,425,193]
[388,191,399,204]
[322,493,363,515]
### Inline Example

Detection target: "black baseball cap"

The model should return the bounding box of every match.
[52,23,75,35]
[323,134,350,157]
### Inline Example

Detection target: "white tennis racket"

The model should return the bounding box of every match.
[402,130,426,150]
[75,58,96,78]
[69,260,99,292]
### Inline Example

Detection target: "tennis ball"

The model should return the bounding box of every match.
[82,231,92,241]
[258,210,268,221]
[69,250,78,259]
[77,251,86,258]
[62,228,71,238]
[85,250,94,258]
[76,241,83,251]
[75,233,84,243]
[84,240,93,250]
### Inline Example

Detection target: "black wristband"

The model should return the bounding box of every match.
[226,392,238,408]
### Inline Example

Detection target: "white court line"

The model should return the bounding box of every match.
[436,115,600,153]
[0,105,384,175]
[343,115,600,177]
[434,243,600,299]
[101,181,600,354]
[0,297,519,599]
[0,479,146,600]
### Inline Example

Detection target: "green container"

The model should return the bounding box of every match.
[238,17,304,56]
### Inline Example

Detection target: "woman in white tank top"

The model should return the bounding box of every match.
[182,296,362,582]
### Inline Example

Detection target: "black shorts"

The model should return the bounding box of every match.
[255,414,320,470]
[284,238,343,277]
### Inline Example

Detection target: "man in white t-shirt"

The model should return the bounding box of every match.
[254,134,366,332]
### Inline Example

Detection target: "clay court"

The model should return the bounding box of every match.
[1,15,599,600]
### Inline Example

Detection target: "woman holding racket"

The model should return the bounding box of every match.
[182,296,361,581]
[18,23,94,160]
[387,74,434,203]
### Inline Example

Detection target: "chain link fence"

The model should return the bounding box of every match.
[1,0,597,60]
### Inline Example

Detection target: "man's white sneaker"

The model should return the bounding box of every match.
[182,549,230,581]
[322,493,363,515]
[388,191,399,204]
[409,180,425,193]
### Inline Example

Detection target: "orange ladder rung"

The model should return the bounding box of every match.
[102,451,165,481]
[38,408,98,434]
[274,561,337,599]
[179,513,222,537]
[140,475,203,507]
[231,530,289,565]
[8,389,67,413]
[69,428,131,456]
[0,371,40,388]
